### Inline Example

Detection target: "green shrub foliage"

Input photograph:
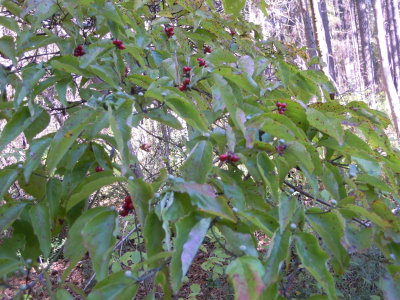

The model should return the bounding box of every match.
[0,0,399,299]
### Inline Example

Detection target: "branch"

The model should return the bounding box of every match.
[283,180,370,227]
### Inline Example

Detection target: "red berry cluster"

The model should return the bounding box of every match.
[230,29,236,36]
[95,166,104,172]
[276,102,287,114]
[165,26,174,38]
[203,46,212,54]
[113,40,125,50]
[179,66,192,91]
[276,144,287,156]
[73,45,85,57]
[120,195,134,217]
[219,152,240,163]
[197,58,208,67]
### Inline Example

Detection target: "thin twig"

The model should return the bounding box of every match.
[283,180,370,227]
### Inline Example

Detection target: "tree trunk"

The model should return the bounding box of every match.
[319,0,336,82]
[300,0,318,61]
[356,0,375,89]
[387,0,400,90]
[373,0,400,139]
[350,0,365,92]
[309,0,336,83]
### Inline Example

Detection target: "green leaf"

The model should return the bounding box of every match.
[295,232,337,300]
[29,204,51,258]
[218,224,258,256]
[165,96,208,131]
[226,256,265,300]
[307,108,344,146]
[341,204,390,228]
[79,46,108,69]
[63,207,110,281]
[257,152,279,202]
[108,102,134,176]
[46,178,62,219]
[0,168,19,200]
[87,271,138,300]
[47,109,97,174]
[15,64,46,106]
[0,36,17,66]
[67,172,126,211]
[171,213,211,292]
[144,212,165,268]
[0,16,20,33]
[50,56,93,77]
[0,258,23,277]
[86,64,119,89]
[128,178,154,225]
[306,209,349,275]
[0,106,45,152]
[55,288,74,300]
[381,268,400,300]
[0,202,27,232]
[24,109,50,142]
[221,0,246,16]
[175,182,236,222]
[181,140,213,184]
[279,194,297,233]
[146,109,183,130]
[263,229,291,285]
[81,210,117,281]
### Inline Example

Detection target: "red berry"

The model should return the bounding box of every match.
[278,109,285,114]
[219,154,229,161]
[73,45,85,57]
[95,166,104,172]
[183,78,190,85]
[230,29,236,36]
[230,154,240,162]
[127,202,134,210]
[165,27,174,38]
[124,195,132,204]
[276,144,287,156]
[179,85,186,91]
[119,209,128,217]
[122,202,129,210]
[204,46,212,54]
[113,40,122,45]
[183,66,192,73]
[280,103,287,108]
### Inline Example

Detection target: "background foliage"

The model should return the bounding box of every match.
[0,0,400,299]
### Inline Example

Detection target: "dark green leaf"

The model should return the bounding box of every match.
[29,204,51,258]
[181,140,213,184]
[295,232,337,300]
[81,210,117,280]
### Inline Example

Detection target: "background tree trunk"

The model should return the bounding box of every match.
[319,0,336,82]
[356,0,374,88]
[300,0,318,61]
[373,0,400,139]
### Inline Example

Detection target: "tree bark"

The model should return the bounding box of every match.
[319,0,336,82]
[350,0,365,92]
[309,0,336,83]
[373,0,400,139]
[300,0,318,61]
[356,0,375,88]
[387,0,400,90]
